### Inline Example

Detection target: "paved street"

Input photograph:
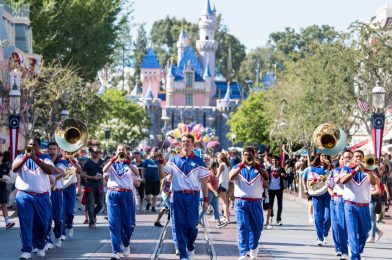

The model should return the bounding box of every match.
[0,195,391,259]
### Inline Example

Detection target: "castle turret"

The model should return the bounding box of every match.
[140,48,162,99]
[166,61,175,106]
[196,0,218,99]
[203,60,212,106]
[177,29,189,65]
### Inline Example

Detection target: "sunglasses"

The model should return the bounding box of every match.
[93,151,101,154]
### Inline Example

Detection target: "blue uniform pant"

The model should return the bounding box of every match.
[330,198,339,252]
[171,192,199,259]
[47,190,63,241]
[337,197,348,255]
[62,184,76,235]
[170,207,179,251]
[106,190,135,254]
[235,199,263,256]
[16,191,51,253]
[312,192,331,241]
[345,202,371,260]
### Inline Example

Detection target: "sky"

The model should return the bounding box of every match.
[133,0,389,51]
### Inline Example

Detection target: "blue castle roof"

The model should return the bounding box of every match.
[140,48,160,69]
[172,46,204,81]
[214,81,246,99]
[203,63,211,78]
[202,0,214,16]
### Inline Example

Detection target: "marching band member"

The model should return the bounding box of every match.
[229,147,269,260]
[103,144,140,260]
[46,142,66,248]
[12,138,54,259]
[163,134,209,260]
[328,150,352,260]
[308,154,332,246]
[61,151,82,240]
[340,150,377,260]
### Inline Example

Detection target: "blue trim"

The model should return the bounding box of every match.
[141,48,160,69]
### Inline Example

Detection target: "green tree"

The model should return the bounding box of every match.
[132,24,148,84]
[24,0,121,81]
[98,88,150,145]
[227,92,271,145]
[150,16,198,66]
[21,63,107,142]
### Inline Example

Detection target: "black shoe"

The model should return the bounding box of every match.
[151,206,156,212]
[146,203,151,210]
[154,222,164,227]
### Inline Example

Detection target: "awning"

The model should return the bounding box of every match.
[348,139,369,151]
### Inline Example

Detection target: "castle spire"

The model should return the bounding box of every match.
[202,0,213,16]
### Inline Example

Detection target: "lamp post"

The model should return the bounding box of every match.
[371,84,386,161]
[104,128,111,152]
[9,82,21,160]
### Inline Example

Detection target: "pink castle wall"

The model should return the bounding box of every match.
[194,94,205,106]
[172,93,186,106]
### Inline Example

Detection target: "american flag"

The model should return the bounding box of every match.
[20,101,31,113]
[357,98,369,112]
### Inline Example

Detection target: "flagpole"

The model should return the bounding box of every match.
[371,84,386,162]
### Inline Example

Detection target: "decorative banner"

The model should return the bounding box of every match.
[371,113,385,161]
[8,115,20,161]
[280,144,286,168]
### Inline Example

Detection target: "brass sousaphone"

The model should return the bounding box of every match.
[307,123,347,196]
[55,118,88,187]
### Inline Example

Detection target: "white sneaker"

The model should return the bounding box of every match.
[187,249,195,260]
[67,228,74,238]
[111,252,120,260]
[238,256,248,260]
[323,237,328,245]
[37,249,45,257]
[19,252,31,259]
[123,245,130,257]
[340,254,348,260]
[336,251,342,256]
[60,235,66,241]
[308,216,314,223]
[317,239,323,246]
[250,247,259,259]
[175,250,179,255]
[366,236,375,243]
[32,248,38,253]
[44,243,53,251]
[265,224,272,230]
[54,238,62,248]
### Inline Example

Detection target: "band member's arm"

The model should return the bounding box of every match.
[328,187,334,196]
[229,164,243,181]
[34,158,54,175]
[129,164,139,176]
[334,172,341,184]
[12,156,28,172]
[302,177,308,193]
[103,156,116,174]
[201,177,209,211]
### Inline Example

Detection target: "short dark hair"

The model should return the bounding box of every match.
[48,142,58,147]
[273,155,280,161]
[181,134,195,143]
[34,138,41,146]
[243,146,255,156]
[353,150,364,157]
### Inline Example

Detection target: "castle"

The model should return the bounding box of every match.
[131,0,245,149]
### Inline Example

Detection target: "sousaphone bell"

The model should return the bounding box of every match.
[312,123,347,156]
[55,118,88,153]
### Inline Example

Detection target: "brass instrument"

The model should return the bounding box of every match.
[25,147,33,156]
[362,154,377,171]
[55,118,88,153]
[54,118,87,188]
[118,152,127,161]
[307,171,330,196]
[308,123,347,196]
[312,123,347,155]
[63,163,78,188]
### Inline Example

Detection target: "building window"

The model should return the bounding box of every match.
[186,94,193,106]
[185,72,193,87]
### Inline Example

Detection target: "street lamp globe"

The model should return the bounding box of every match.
[372,84,386,111]
[9,83,21,114]
[60,108,70,121]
